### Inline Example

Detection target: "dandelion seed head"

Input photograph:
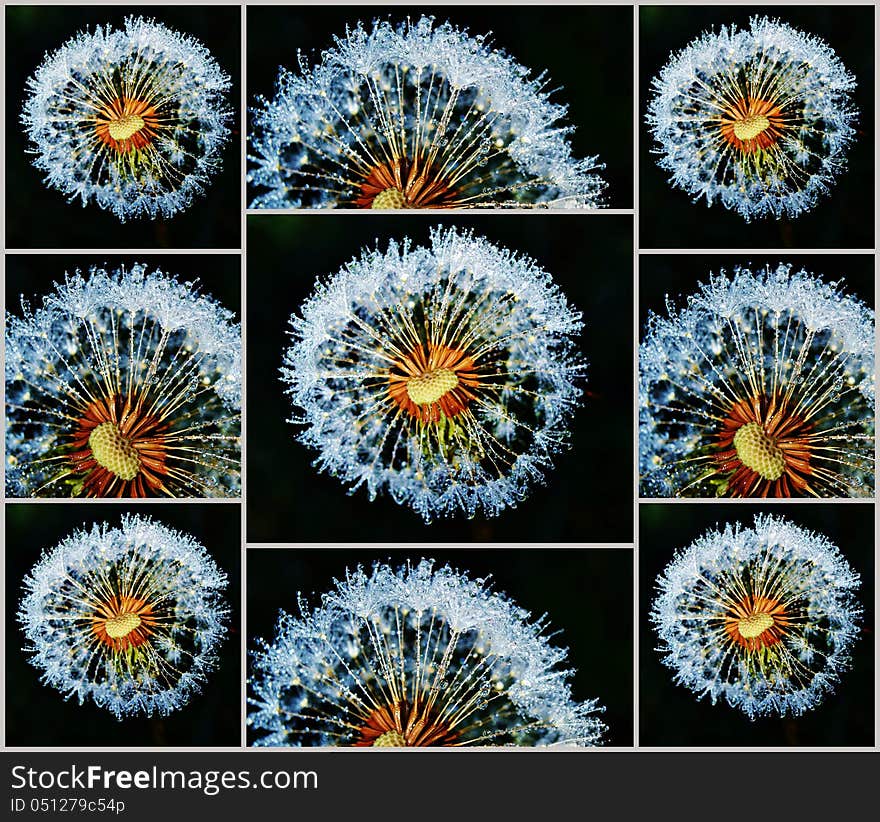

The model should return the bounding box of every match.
[647,16,857,221]
[22,16,232,221]
[19,514,229,719]
[249,559,606,746]
[652,514,862,718]
[282,226,585,521]
[6,263,241,497]
[249,16,606,209]
[639,264,874,497]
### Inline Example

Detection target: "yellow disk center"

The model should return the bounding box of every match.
[372,188,409,209]
[733,422,785,481]
[373,730,407,747]
[738,612,774,639]
[88,422,140,481]
[108,113,146,142]
[406,368,459,406]
[733,114,770,142]
[104,612,142,639]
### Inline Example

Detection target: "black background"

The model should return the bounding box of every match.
[639,5,875,248]
[639,503,874,746]
[5,5,242,249]
[247,547,634,747]
[247,4,634,208]
[5,503,242,747]
[246,214,633,543]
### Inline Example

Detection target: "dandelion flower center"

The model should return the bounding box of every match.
[371,188,409,210]
[406,368,459,406]
[357,159,456,209]
[388,342,480,424]
[354,701,459,747]
[733,113,770,141]
[373,730,407,747]
[723,594,790,653]
[732,422,785,481]
[95,97,159,154]
[720,97,785,153]
[90,594,157,652]
[737,611,774,639]
[108,113,145,141]
[104,611,143,639]
[88,421,141,482]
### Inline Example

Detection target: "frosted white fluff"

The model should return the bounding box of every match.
[19,515,229,719]
[249,16,606,209]
[639,264,874,498]
[647,17,857,220]
[282,226,586,521]
[652,515,862,719]
[22,16,231,221]
[249,559,606,746]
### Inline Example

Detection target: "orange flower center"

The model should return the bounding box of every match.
[388,343,481,423]
[724,595,790,652]
[354,701,459,747]
[91,594,157,652]
[719,96,785,153]
[714,393,814,497]
[355,158,457,209]
[95,97,159,154]
[69,394,170,497]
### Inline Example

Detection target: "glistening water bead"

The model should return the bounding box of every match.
[281,226,586,521]
[249,16,607,209]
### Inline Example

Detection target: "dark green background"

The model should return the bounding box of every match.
[247,547,634,746]
[247,5,634,208]
[246,214,633,543]
[5,503,242,747]
[5,5,242,249]
[639,503,874,746]
[640,6,874,248]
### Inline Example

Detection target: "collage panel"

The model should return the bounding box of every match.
[246,545,634,747]
[4,254,242,499]
[246,4,633,209]
[0,0,874,800]
[639,502,874,747]
[639,5,874,249]
[5,4,242,248]
[638,253,875,499]
[246,213,633,543]
[5,502,242,747]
